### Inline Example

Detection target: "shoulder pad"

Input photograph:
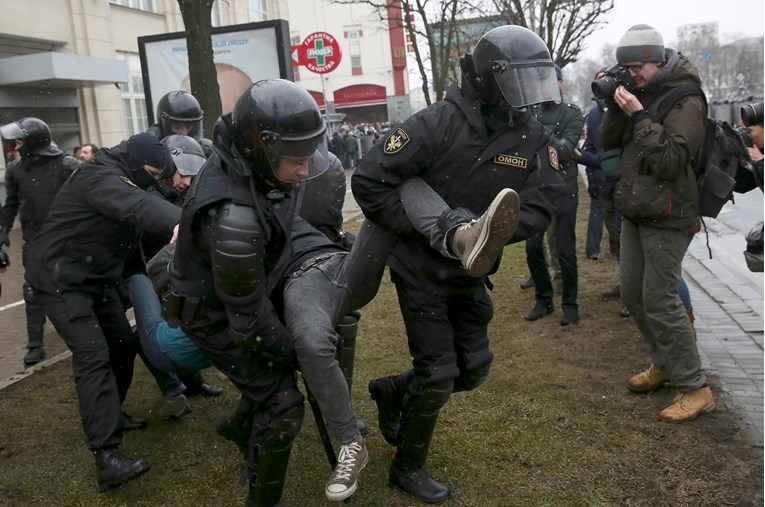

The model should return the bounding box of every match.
[565,102,583,113]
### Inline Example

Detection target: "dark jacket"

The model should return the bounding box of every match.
[603,50,706,229]
[24,142,180,294]
[533,99,584,195]
[170,113,297,356]
[2,153,78,241]
[352,83,563,287]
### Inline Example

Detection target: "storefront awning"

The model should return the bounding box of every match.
[0,52,128,87]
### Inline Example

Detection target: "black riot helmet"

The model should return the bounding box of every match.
[161,135,206,177]
[156,90,204,141]
[231,79,329,189]
[0,117,61,158]
[465,25,560,108]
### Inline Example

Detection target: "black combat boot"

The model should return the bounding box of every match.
[368,376,404,446]
[181,371,224,397]
[389,383,452,503]
[93,447,150,492]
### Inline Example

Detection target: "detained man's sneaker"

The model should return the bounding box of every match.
[158,393,192,420]
[659,386,715,422]
[325,435,368,501]
[23,346,46,366]
[627,364,669,393]
[450,188,520,277]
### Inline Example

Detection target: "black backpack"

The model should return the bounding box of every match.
[656,84,751,218]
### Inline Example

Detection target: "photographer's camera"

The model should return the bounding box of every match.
[591,64,634,100]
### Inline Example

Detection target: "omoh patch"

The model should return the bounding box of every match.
[494,153,528,169]
[384,128,411,154]
[120,176,139,188]
[547,146,560,171]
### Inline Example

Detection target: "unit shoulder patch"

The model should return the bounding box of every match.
[547,146,560,171]
[120,175,139,188]
[384,128,411,154]
[493,153,528,169]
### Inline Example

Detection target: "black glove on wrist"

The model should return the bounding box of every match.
[0,250,9,269]
[0,229,10,248]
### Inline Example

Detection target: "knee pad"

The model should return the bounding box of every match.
[453,364,491,392]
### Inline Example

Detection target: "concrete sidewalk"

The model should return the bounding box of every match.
[683,223,764,447]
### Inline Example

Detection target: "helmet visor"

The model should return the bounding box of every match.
[264,133,330,185]
[494,61,561,107]
[161,117,203,141]
[0,122,24,141]
[169,146,206,177]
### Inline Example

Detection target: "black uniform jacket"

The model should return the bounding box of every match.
[25,142,180,295]
[352,84,563,287]
[2,153,79,241]
[170,114,298,356]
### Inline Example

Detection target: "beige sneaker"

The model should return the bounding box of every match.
[451,188,521,277]
[627,364,669,393]
[158,393,192,420]
[659,386,715,422]
[325,435,368,501]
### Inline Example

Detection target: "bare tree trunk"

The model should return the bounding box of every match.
[177,0,221,139]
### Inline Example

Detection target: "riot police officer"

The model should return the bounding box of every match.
[353,25,563,503]
[0,117,79,365]
[147,90,213,156]
[169,79,330,507]
[24,132,181,492]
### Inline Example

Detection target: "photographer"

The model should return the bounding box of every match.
[735,102,764,193]
[599,24,714,423]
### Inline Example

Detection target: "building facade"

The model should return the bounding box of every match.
[0,0,410,171]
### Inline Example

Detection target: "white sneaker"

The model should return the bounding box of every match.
[325,435,368,501]
[158,393,192,420]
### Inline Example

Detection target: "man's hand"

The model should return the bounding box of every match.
[747,146,763,163]
[613,86,645,116]
[170,223,180,244]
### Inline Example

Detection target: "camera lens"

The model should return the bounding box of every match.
[740,103,764,127]
[591,76,619,100]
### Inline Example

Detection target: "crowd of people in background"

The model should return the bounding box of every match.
[0,19,762,507]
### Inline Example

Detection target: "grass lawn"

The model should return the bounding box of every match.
[0,194,762,506]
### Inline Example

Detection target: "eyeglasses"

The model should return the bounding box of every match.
[624,62,647,72]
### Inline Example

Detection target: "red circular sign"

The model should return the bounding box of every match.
[301,31,341,74]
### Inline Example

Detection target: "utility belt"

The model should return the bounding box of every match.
[285,252,342,283]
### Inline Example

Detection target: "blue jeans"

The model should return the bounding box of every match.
[283,220,395,444]
[124,274,185,398]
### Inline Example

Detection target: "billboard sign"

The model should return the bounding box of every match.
[293,31,341,74]
[138,20,293,124]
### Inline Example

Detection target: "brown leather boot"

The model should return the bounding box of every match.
[627,364,669,393]
[659,386,715,422]
[686,308,697,340]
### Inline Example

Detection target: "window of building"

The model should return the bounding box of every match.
[344,26,363,75]
[110,0,156,13]
[117,53,149,136]
[247,0,268,22]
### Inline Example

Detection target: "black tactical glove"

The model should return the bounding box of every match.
[587,176,600,200]
[229,327,299,370]
[0,228,9,248]
[0,250,9,269]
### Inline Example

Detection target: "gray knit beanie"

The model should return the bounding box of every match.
[616,24,665,64]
